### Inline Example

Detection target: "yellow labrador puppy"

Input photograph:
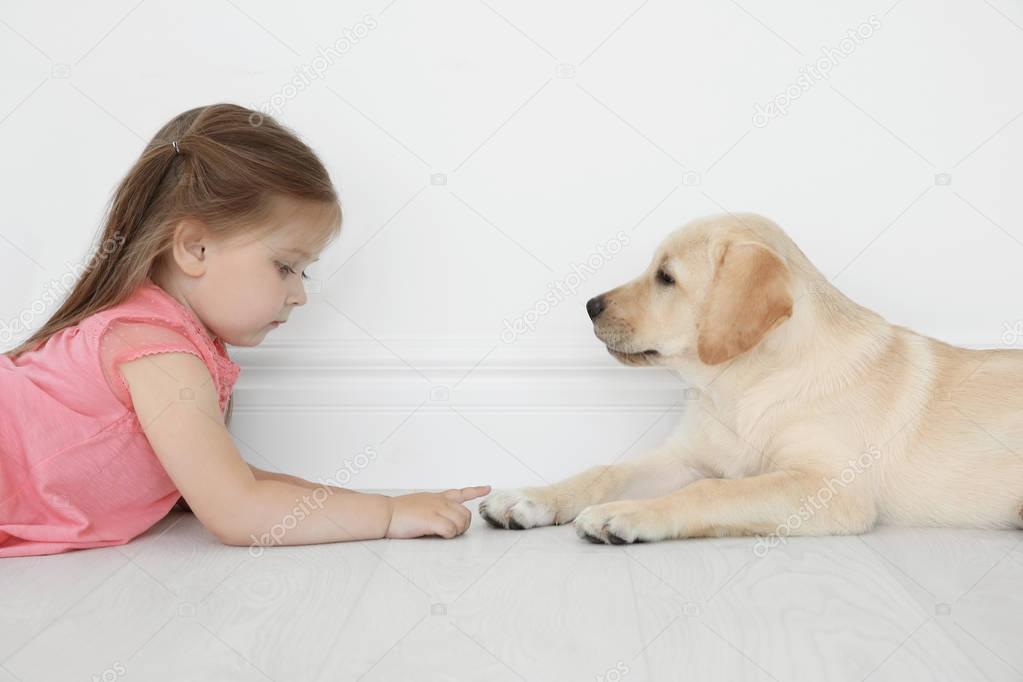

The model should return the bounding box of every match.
[479,212,1023,544]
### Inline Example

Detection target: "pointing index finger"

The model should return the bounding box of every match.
[444,485,492,503]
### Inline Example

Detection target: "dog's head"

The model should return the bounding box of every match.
[586,213,795,368]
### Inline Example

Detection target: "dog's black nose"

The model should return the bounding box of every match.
[586,295,605,320]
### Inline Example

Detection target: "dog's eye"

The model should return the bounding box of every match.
[656,269,675,286]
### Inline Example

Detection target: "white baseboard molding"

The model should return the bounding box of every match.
[229,338,691,413]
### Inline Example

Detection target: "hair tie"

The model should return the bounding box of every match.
[171,140,180,155]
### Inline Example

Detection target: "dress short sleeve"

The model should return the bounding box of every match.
[98,320,207,410]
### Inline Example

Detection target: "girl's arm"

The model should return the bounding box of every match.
[121,352,488,546]
[247,463,355,493]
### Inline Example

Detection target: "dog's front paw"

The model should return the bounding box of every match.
[478,488,559,530]
[574,501,670,545]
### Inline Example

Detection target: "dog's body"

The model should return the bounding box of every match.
[479,213,1023,543]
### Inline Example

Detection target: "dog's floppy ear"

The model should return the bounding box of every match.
[697,240,793,365]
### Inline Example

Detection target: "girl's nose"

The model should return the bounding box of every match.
[289,280,308,307]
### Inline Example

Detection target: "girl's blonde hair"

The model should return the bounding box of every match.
[5,103,341,362]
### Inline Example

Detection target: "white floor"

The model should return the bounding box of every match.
[1,493,1020,682]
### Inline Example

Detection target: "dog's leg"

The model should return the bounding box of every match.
[479,445,703,530]
[573,469,877,544]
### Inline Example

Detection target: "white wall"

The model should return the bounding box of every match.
[3,0,1022,488]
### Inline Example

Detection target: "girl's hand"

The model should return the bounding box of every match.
[385,486,492,539]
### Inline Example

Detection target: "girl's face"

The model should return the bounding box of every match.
[173,196,335,347]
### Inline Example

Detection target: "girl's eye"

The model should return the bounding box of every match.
[277,261,310,280]
[656,269,675,285]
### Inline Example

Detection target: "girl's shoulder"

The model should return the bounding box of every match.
[86,278,242,413]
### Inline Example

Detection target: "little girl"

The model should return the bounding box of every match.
[0,103,490,558]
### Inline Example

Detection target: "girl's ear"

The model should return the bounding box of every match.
[697,240,793,365]
[171,218,211,277]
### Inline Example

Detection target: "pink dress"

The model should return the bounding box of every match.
[0,277,241,557]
